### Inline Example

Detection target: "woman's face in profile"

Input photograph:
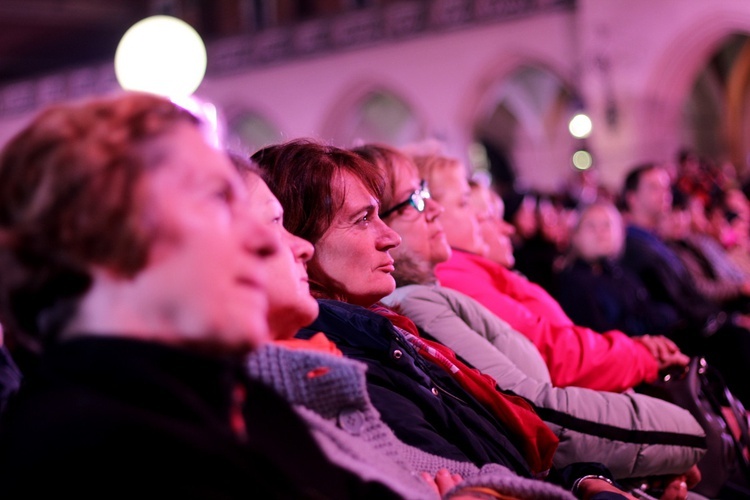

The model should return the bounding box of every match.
[134,123,279,353]
[310,170,401,307]
[384,160,450,269]
[428,164,488,256]
[470,185,516,269]
[244,174,319,339]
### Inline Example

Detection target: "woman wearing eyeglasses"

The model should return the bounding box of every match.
[353,145,704,494]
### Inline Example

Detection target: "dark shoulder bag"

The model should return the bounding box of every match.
[637,357,750,498]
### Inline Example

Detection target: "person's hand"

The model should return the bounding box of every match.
[575,476,637,499]
[635,335,689,369]
[420,468,463,496]
[645,465,700,500]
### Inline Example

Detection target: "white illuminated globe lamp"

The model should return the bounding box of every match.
[568,113,593,139]
[115,15,207,99]
[572,150,593,170]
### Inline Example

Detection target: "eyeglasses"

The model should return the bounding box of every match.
[380,180,431,219]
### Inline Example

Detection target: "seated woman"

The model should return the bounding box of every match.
[355,144,704,484]
[411,153,687,392]
[0,94,401,498]
[238,161,580,499]
[557,201,681,336]
[252,138,673,499]
[662,191,750,314]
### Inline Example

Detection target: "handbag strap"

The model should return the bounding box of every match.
[700,360,750,481]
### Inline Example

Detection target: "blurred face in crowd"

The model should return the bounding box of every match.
[627,167,672,227]
[383,159,450,269]
[429,162,488,256]
[513,196,538,239]
[245,173,319,339]
[311,170,401,307]
[687,196,709,234]
[470,184,516,268]
[571,203,624,261]
[127,123,278,353]
[658,206,691,242]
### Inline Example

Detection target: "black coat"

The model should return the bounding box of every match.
[0,336,399,499]
[556,257,680,336]
[297,299,532,477]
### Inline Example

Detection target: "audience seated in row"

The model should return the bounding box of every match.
[620,163,750,407]
[0,93,729,499]
[355,144,704,480]
[0,93,404,498]
[412,154,687,392]
[252,139,703,498]
[238,159,566,498]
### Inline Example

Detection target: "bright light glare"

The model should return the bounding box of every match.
[572,150,593,170]
[569,113,593,139]
[171,95,224,148]
[115,16,207,99]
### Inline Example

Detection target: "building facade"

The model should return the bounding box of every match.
[1,0,750,191]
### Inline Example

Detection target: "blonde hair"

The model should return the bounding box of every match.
[411,154,464,190]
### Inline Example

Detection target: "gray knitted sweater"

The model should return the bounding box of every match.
[246,343,574,499]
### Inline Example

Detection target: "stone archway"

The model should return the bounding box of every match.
[320,83,425,148]
[468,62,581,193]
[225,109,283,155]
[641,11,750,173]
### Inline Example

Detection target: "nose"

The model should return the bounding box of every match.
[289,232,314,263]
[497,219,516,236]
[424,198,445,222]
[241,207,280,259]
[375,217,401,250]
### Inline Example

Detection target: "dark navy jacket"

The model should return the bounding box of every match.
[297,299,533,478]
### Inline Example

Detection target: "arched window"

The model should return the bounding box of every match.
[344,90,422,146]
[474,65,579,192]
[226,111,282,155]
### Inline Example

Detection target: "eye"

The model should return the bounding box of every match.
[357,210,375,225]
[214,183,234,204]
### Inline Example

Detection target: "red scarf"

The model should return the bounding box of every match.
[372,304,558,476]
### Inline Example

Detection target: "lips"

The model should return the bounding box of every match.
[377,259,395,272]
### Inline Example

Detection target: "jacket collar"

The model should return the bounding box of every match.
[297,299,397,352]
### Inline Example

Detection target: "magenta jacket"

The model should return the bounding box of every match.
[435,249,658,392]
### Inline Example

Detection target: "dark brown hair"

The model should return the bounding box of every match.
[621,162,659,211]
[351,143,418,216]
[251,139,385,299]
[0,92,198,348]
[251,139,385,245]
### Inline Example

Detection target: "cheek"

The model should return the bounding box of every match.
[443,208,467,231]
[312,240,358,287]
[481,225,496,245]
[404,234,430,260]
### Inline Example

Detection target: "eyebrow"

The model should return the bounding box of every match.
[347,202,378,220]
[398,185,417,198]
